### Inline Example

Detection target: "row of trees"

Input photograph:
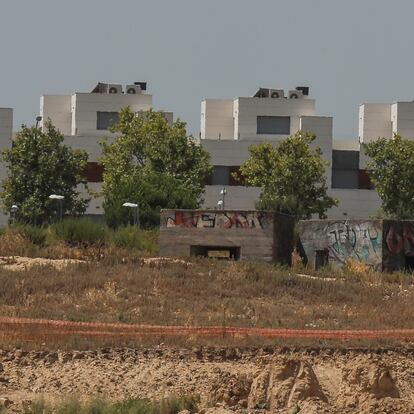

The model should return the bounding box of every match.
[1,107,414,226]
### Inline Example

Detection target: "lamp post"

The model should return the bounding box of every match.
[10,204,18,224]
[35,116,42,129]
[49,194,64,221]
[219,187,227,210]
[217,200,223,210]
[123,202,139,227]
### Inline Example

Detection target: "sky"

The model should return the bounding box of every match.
[1,0,414,139]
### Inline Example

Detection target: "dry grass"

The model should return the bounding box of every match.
[0,258,413,333]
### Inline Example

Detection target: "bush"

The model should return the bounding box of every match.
[110,226,158,253]
[10,224,48,247]
[23,396,199,414]
[51,218,107,247]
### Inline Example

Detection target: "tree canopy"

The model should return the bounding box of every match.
[364,135,414,219]
[100,108,212,227]
[239,132,337,219]
[1,121,89,224]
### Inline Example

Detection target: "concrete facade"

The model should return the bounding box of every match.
[201,89,414,219]
[159,209,294,265]
[298,219,414,272]
[39,82,173,218]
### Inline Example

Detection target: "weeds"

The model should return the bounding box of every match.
[21,395,199,414]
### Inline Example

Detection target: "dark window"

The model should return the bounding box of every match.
[210,166,230,185]
[331,170,359,189]
[332,150,359,169]
[358,170,374,190]
[83,162,104,182]
[257,116,290,135]
[97,112,119,130]
[190,245,241,260]
[315,249,329,270]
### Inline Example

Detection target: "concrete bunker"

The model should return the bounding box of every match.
[160,209,295,265]
[298,219,414,272]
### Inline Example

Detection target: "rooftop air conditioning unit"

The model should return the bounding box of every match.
[125,84,142,94]
[289,90,304,99]
[254,88,270,98]
[269,89,285,99]
[107,84,122,94]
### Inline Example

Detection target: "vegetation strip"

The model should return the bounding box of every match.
[1,316,414,341]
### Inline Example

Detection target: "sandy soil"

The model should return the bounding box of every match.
[0,347,413,413]
[0,256,84,272]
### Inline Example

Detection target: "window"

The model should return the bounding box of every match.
[97,112,119,130]
[257,116,290,135]
[83,162,104,182]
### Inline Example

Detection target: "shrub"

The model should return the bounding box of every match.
[23,395,199,414]
[51,218,107,247]
[110,226,158,253]
[10,224,48,247]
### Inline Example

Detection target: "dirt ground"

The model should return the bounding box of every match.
[0,346,414,413]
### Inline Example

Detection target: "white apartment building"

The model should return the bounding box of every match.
[4,84,414,224]
[40,82,173,218]
[199,87,384,219]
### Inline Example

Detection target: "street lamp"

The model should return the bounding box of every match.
[217,200,223,210]
[219,187,227,210]
[123,202,139,227]
[35,116,42,129]
[49,194,64,221]
[10,205,18,224]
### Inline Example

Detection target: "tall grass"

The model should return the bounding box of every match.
[22,396,199,414]
[0,219,158,257]
[52,218,107,247]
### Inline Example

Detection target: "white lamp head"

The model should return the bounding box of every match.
[49,194,64,200]
[123,202,138,208]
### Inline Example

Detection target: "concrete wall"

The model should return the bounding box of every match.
[71,93,153,136]
[201,99,235,140]
[382,220,414,271]
[298,219,383,270]
[300,116,333,184]
[235,97,316,140]
[299,219,414,272]
[40,95,72,135]
[392,102,414,139]
[159,209,294,264]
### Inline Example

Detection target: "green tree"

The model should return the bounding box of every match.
[364,135,414,219]
[100,108,212,227]
[1,121,89,224]
[239,132,337,219]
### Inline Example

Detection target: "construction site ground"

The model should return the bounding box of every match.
[0,256,414,412]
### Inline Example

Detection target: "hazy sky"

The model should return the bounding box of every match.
[1,0,414,138]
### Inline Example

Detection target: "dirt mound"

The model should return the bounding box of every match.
[248,360,327,412]
[0,347,414,413]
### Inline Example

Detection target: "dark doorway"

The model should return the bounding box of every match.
[405,255,414,272]
[190,245,241,260]
[315,249,329,270]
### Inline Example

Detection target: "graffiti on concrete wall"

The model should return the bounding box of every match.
[385,222,414,256]
[166,211,264,229]
[324,221,382,264]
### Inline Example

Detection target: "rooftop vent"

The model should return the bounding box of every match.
[254,88,270,98]
[295,86,309,96]
[134,82,147,91]
[91,83,122,94]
